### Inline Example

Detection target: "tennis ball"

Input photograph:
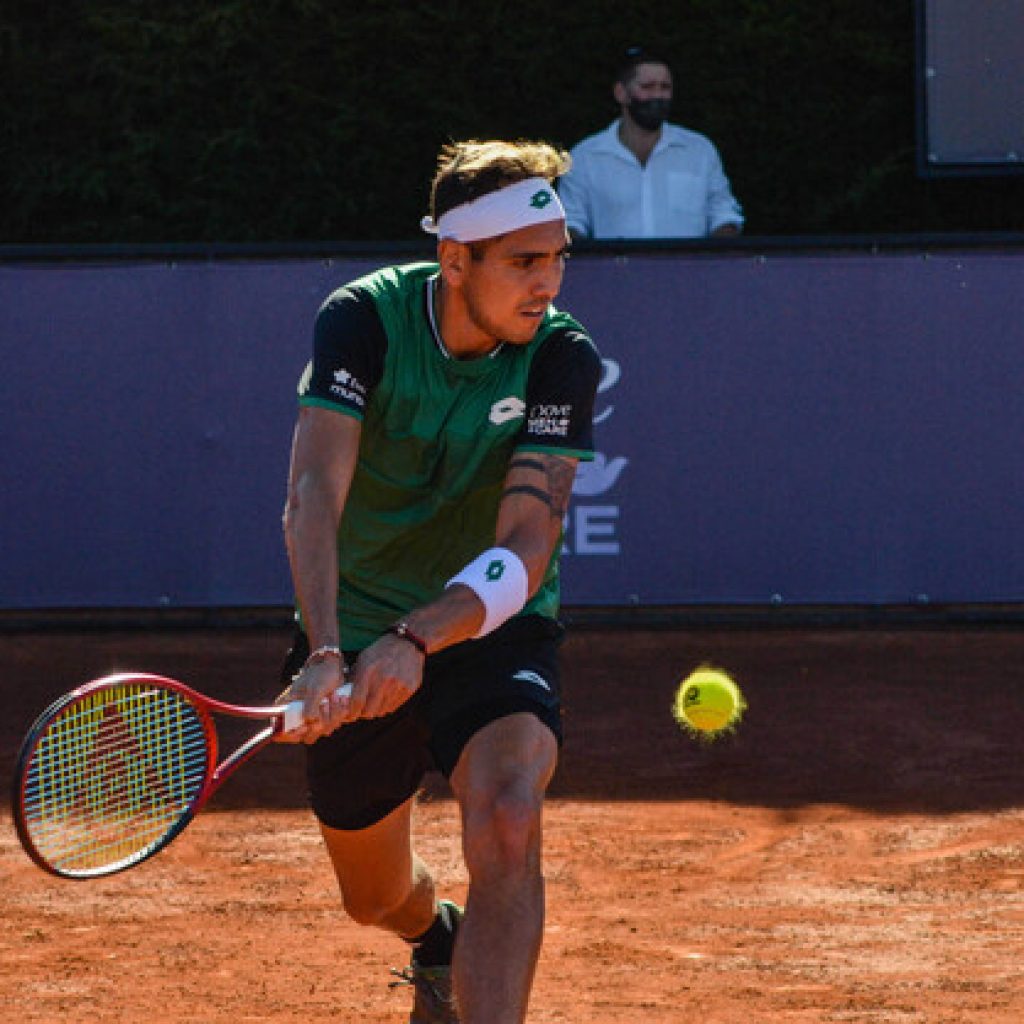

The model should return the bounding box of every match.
[672,666,746,739]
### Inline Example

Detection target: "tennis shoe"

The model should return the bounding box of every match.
[390,962,459,1024]
[390,901,463,1024]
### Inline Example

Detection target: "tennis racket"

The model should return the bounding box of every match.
[11,671,350,880]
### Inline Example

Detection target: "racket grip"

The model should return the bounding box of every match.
[282,682,353,733]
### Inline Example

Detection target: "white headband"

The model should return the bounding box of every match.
[420,177,565,242]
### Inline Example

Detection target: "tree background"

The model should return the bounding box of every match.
[2,0,1022,244]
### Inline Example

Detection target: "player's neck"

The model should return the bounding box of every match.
[618,116,661,166]
[432,278,502,360]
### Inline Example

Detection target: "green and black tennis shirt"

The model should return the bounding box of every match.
[298,261,601,650]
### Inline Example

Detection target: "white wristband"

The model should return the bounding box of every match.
[446,547,529,637]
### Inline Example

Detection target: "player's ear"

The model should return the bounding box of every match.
[613,80,629,107]
[438,239,466,285]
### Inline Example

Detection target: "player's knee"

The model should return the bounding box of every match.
[462,782,543,878]
[339,883,406,928]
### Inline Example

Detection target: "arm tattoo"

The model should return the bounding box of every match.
[501,484,554,510]
[509,456,548,475]
[504,454,577,519]
[543,458,576,518]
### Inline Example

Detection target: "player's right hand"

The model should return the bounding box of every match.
[275,657,350,744]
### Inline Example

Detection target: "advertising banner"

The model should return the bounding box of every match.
[3,248,1022,609]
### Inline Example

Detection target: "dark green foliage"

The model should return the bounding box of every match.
[2,1,1022,242]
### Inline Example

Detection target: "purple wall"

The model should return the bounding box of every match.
[3,246,1023,609]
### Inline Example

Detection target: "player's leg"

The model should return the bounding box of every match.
[290,618,436,935]
[320,795,462,1024]
[319,796,436,937]
[449,711,558,1024]
[285,630,461,1019]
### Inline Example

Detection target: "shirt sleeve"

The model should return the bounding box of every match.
[297,285,387,418]
[705,142,744,233]
[514,327,602,460]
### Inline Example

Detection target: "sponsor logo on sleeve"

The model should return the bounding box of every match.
[330,367,368,408]
[527,403,571,437]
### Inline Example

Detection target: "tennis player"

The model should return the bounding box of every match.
[277,139,601,1024]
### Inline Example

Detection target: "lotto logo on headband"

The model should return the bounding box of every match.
[530,189,553,209]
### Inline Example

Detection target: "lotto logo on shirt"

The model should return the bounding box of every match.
[527,403,571,437]
[489,396,526,425]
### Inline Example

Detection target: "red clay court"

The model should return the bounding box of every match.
[2,616,1023,1022]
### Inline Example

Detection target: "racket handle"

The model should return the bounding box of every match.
[282,682,353,733]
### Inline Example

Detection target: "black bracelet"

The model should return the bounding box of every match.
[387,621,428,655]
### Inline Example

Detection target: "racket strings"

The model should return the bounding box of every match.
[20,684,211,874]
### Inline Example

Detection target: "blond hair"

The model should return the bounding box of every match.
[428,139,571,224]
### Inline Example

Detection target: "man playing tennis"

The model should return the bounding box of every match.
[278,139,601,1024]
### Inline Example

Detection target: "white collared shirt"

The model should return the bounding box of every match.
[558,120,744,239]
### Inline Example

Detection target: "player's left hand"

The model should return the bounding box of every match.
[347,632,425,719]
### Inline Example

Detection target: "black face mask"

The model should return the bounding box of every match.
[628,97,671,132]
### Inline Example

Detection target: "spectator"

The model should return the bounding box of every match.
[559,46,744,240]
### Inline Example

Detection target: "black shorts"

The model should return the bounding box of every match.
[279,615,565,831]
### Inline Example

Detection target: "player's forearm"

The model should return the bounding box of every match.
[402,529,556,656]
[495,520,560,594]
[282,408,362,651]
[401,585,488,655]
[493,452,575,594]
[283,481,342,648]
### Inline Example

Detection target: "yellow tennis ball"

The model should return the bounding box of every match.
[673,667,746,739]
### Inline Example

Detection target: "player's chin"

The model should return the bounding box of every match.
[506,313,546,345]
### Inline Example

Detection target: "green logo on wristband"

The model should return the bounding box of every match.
[486,559,505,581]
